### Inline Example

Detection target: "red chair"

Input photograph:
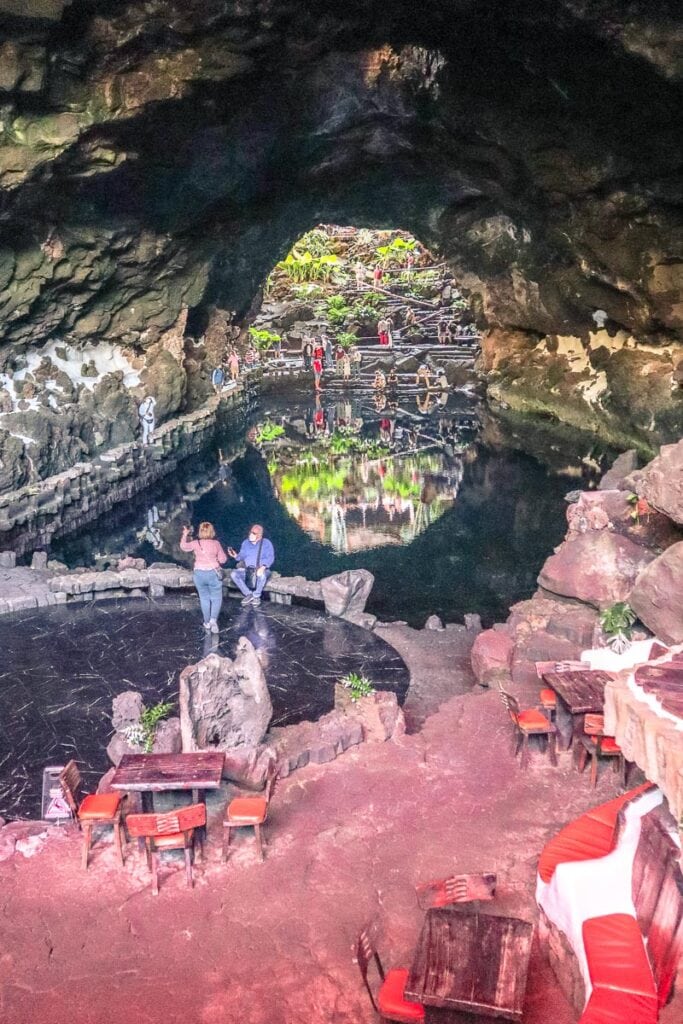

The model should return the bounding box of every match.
[126,803,206,895]
[576,714,627,788]
[498,686,557,768]
[59,760,125,870]
[356,927,424,1023]
[222,759,278,862]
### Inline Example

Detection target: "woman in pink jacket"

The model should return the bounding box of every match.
[180,522,227,633]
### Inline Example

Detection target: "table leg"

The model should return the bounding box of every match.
[554,696,574,751]
[141,791,154,813]
[193,788,207,850]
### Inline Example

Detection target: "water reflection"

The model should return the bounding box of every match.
[48,388,611,628]
[265,394,475,554]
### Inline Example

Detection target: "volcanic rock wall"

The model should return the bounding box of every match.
[0,0,681,483]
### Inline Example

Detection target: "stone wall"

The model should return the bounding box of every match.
[0,382,254,557]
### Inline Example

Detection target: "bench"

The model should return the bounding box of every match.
[537,784,683,1021]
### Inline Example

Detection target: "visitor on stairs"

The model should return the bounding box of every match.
[228,525,275,607]
[373,264,384,287]
[138,395,156,446]
[355,261,366,289]
[302,338,313,371]
[211,364,225,393]
[324,335,334,370]
[227,347,240,381]
[180,521,228,633]
[377,316,390,346]
[351,346,362,378]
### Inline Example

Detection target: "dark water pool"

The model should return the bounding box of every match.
[51,389,606,628]
[0,596,408,819]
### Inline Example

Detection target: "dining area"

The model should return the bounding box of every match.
[58,750,278,894]
[358,895,535,1024]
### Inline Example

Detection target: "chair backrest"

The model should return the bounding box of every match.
[356,927,384,1013]
[59,760,83,818]
[126,802,206,839]
[498,686,520,725]
[416,872,497,910]
[583,714,606,736]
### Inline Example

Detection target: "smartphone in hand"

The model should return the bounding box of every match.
[227,546,237,558]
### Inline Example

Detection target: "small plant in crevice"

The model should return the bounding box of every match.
[339,672,375,702]
[599,602,637,653]
[123,700,175,754]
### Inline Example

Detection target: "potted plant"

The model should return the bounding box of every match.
[599,602,637,654]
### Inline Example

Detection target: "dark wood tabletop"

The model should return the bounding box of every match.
[405,909,534,1021]
[541,670,614,714]
[110,752,225,792]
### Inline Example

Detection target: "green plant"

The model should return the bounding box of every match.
[376,236,416,267]
[254,420,286,444]
[277,251,340,283]
[296,228,333,257]
[123,700,174,754]
[339,672,375,702]
[248,327,281,353]
[599,602,637,652]
[325,294,353,325]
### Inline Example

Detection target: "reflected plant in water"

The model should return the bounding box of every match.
[254,420,286,445]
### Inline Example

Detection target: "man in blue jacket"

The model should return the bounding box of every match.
[228,524,275,607]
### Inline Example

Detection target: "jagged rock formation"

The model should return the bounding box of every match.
[178,642,273,754]
[0,0,681,483]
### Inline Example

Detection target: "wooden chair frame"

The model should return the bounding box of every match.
[356,927,422,1024]
[59,760,125,870]
[576,713,627,788]
[126,802,206,895]
[222,759,278,862]
[498,686,557,769]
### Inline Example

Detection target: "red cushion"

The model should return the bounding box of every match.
[517,708,551,730]
[378,968,425,1022]
[580,987,658,1024]
[227,796,267,823]
[590,736,621,754]
[538,784,654,883]
[539,688,557,706]
[538,818,615,883]
[583,915,656,999]
[78,792,121,820]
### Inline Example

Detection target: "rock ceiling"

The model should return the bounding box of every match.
[0,0,681,455]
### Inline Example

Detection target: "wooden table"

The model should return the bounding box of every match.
[542,670,614,750]
[405,909,534,1022]
[111,752,225,812]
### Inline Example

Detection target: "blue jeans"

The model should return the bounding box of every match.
[231,567,270,598]
[193,569,223,623]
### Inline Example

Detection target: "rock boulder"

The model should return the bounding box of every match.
[470,628,513,686]
[179,640,272,753]
[598,449,638,491]
[538,532,656,608]
[320,568,374,621]
[629,542,683,644]
[628,438,683,526]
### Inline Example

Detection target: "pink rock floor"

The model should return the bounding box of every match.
[1,688,681,1024]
